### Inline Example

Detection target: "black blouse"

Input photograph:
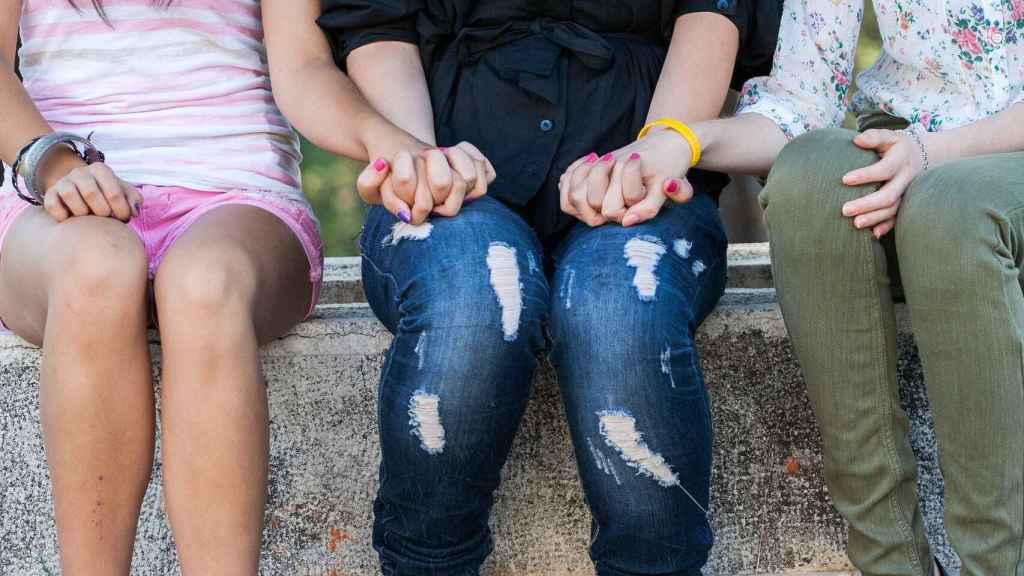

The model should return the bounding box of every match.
[319,0,782,241]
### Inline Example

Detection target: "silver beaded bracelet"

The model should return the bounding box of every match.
[900,127,930,172]
[13,132,105,205]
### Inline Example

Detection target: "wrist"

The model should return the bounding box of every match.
[37,146,86,191]
[641,125,695,176]
[919,130,958,168]
[359,114,431,163]
[900,128,932,173]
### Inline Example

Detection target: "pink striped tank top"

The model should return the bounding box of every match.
[11,0,302,197]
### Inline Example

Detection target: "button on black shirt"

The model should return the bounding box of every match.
[319,0,782,241]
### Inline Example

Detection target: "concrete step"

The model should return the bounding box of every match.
[0,244,956,575]
[317,243,776,306]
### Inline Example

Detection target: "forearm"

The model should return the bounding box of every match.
[0,61,85,189]
[272,58,420,161]
[647,12,738,125]
[264,0,429,162]
[923,103,1024,167]
[692,113,789,176]
[347,41,436,146]
[645,12,786,177]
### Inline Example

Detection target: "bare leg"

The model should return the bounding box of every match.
[153,205,310,575]
[0,210,153,576]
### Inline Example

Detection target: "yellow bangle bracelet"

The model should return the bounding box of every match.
[637,118,701,168]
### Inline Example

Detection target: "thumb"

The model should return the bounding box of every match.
[123,183,144,218]
[663,177,694,204]
[356,158,390,203]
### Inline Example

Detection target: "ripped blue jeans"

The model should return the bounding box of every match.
[360,194,727,576]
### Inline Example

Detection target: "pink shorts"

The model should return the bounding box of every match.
[0,185,324,331]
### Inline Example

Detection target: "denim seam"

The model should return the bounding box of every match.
[361,248,402,559]
[869,232,925,575]
[1009,208,1024,573]
[687,250,727,326]
[360,252,405,318]
[996,206,1024,573]
[683,249,724,525]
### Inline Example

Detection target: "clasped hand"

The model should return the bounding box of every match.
[357,141,495,225]
[559,127,695,227]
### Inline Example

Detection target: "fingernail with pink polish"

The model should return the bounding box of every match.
[398,210,411,223]
[585,152,599,164]
[629,152,641,161]
[601,152,615,163]
[666,180,680,194]
[438,147,448,152]
[373,158,387,172]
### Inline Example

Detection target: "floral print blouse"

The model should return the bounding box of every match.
[736,0,1024,138]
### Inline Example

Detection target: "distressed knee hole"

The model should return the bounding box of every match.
[409,390,445,455]
[673,238,692,259]
[414,331,428,371]
[486,243,523,341]
[527,250,540,274]
[559,268,576,310]
[587,437,622,485]
[691,260,706,277]
[597,410,678,487]
[597,410,709,513]
[624,236,666,301]
[384,222,433,246]
[660,345,676,389]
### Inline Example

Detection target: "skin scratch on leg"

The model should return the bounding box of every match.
[597,410,708,514]
[383,222,434,246]
[486,243,523,341]
[624,236,667,301]
[409,390,445,455]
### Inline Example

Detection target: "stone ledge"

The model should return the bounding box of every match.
[0,243,957,575]
[316,243,774,306]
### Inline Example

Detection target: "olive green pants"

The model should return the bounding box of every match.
[761,126,1024,576]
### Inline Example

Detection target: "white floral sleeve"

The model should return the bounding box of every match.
[735,0,864,139]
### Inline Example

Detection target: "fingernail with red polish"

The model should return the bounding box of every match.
[629,152,641,161]
[601,152,615,163]
[585,152,599,164]
[666,179,680,194]
[373,158,387,172]
[398,210,411,223]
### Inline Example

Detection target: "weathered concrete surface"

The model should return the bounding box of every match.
[0,247,958,575]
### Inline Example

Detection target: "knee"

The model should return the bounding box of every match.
[762,128,876,228]
[156,244,259,325]
[48,217,148,312]
[406,242,547,348]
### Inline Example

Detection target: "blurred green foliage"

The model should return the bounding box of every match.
[300,139,367,257]
[301,11,885,257]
